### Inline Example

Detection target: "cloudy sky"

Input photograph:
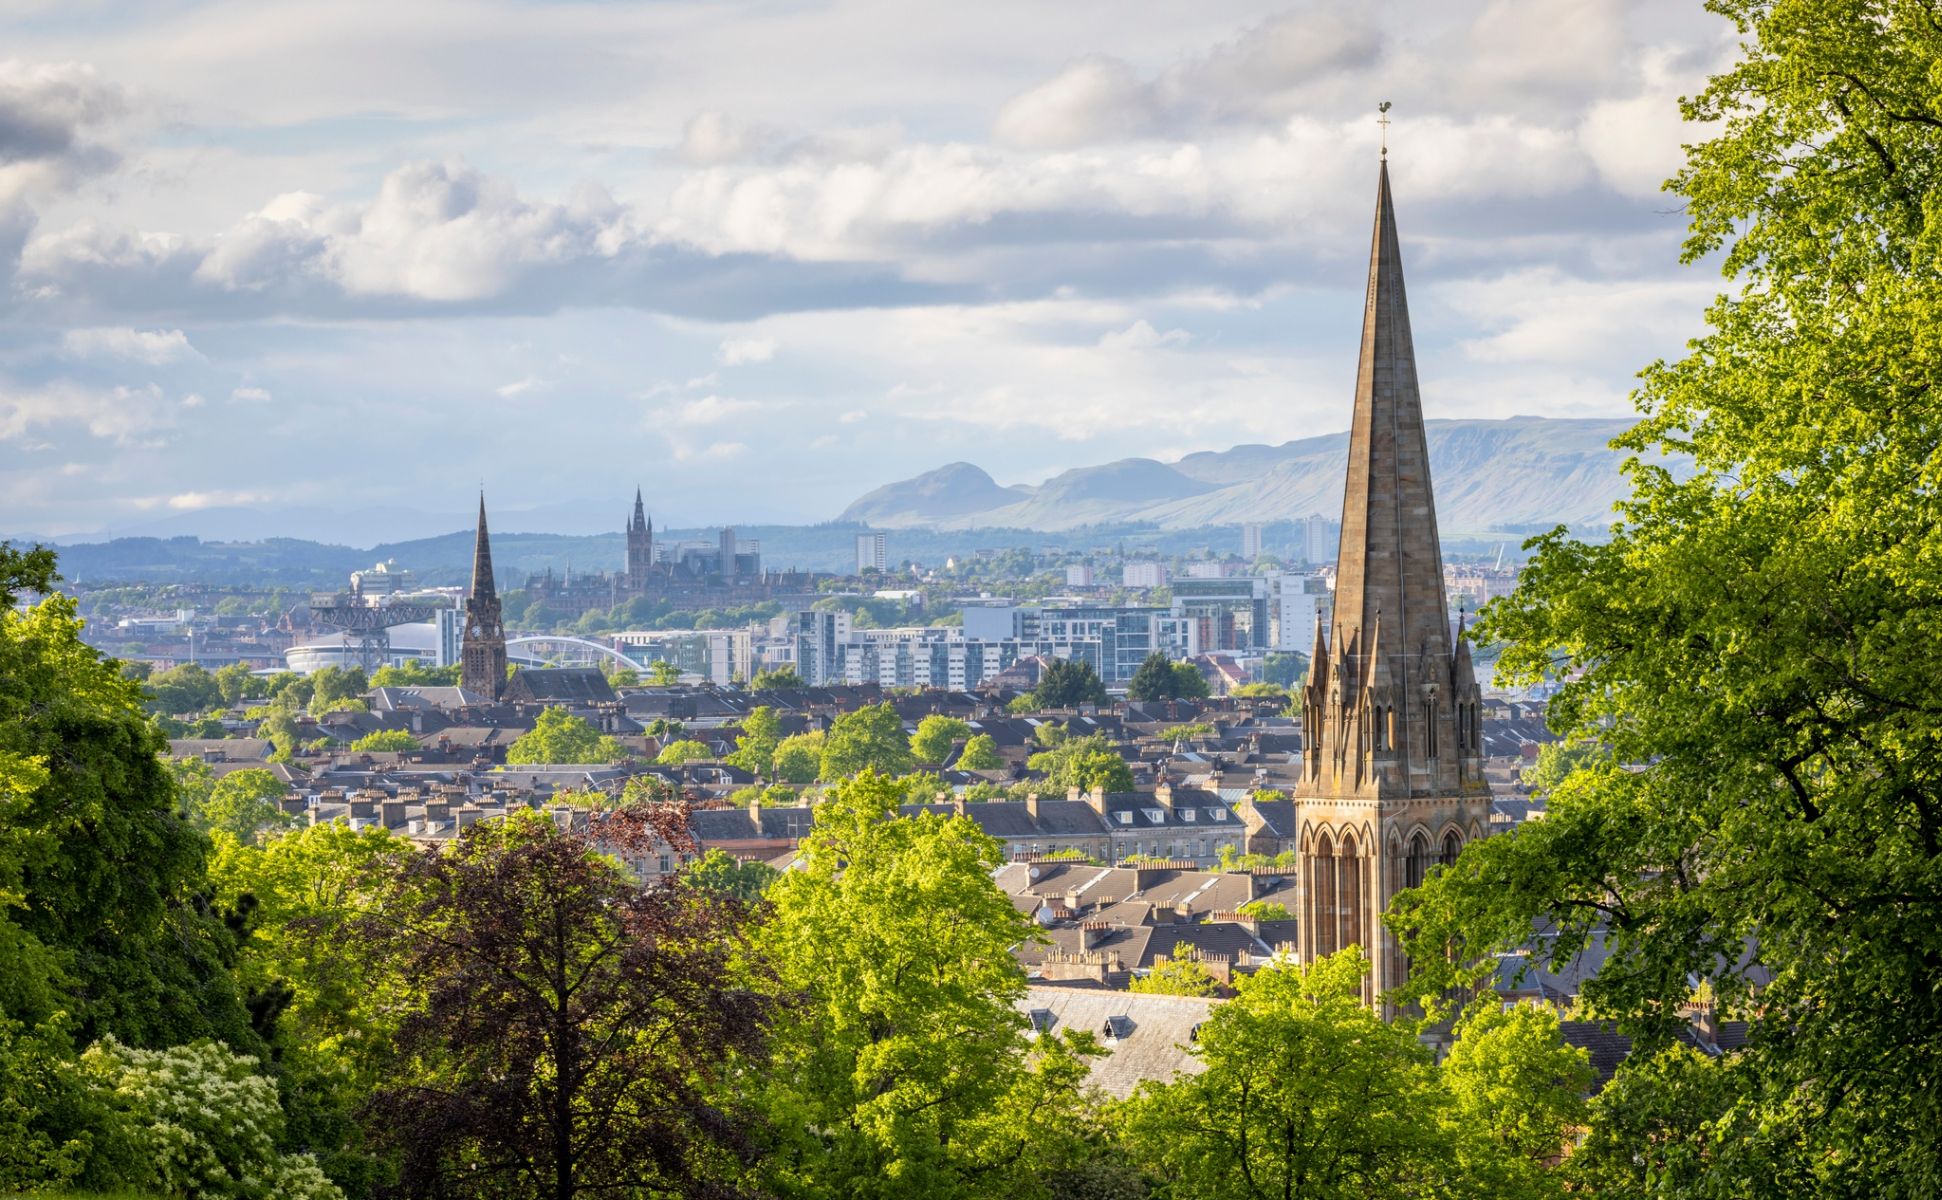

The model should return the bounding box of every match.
[0,0,1734,537]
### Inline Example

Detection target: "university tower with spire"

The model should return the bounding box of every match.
[1294,155,1491,1003]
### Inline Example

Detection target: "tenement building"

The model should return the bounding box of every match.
[1294,156,1491,1004]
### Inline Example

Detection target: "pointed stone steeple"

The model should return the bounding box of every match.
[461,492,507,701]
[1289,151,1491,1006]
[1298,157,1479,801]
[470,492,498,603]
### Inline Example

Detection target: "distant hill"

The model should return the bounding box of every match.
[840,416,1655,534]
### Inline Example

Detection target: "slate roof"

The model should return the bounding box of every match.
[504,668,618,705]
[1016,986,1214,1098]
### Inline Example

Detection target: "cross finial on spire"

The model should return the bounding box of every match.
[1378,101,1392,158]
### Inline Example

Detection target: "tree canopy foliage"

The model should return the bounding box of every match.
[1393,3,1942,1191]
[819,701,915,780]
[504,706,629,765]
[1027,733,1135,794]
[1027,658,1109,709]
[1125,652,1209,702]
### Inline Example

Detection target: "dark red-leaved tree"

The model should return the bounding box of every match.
[358,801,773,1200]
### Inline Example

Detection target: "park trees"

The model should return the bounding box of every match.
[192,767,296,843]
[1390,3,1942,1191]
[0,543,254,1049]
[755,771,1097,1198]
[1120,949,1447,1199]
[505,706,629,765]
[358,804,771,1199]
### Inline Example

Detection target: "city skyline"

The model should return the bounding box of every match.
[3,0,1726,535]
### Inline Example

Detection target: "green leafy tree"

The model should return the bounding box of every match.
[1171,660,1210,699]
[77,1037,344,1199]
[819,702,915,779]
[1029,657,1108,708]
[655,738,711,765]
[771,731,824,784]
[194,768,296,844]
[1441,1002,1591,1200]
[305,666,368,716]
[145,661,224,715]
[369,660,460,687]
[505,706,629,765]
[646,659,682,686]
[349,728,421,753]
[1259,651,1308,688]
[608,666,641,687]
[679,848,779,903]
[1027,734,1134,794]
[214,660,261,705]
[755,771,1098,1198]
[1125,652,1178,702]
[1128,944,1222,997]
[1235,900,1292,921]
[0,543,254,1048]
[1120,949,1449,1199]
[957,733,1003,771]
[1389,5,1942,1191]
[1519,739,1601,796]
[909,714,973,765]
[750,665,805,689]
[726,705,784,777]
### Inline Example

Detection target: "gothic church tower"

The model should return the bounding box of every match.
[1294,157,1490,1002]
[461,493,508,700]
[625,488,654,595]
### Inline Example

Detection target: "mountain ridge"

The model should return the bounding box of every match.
[839,415,1652,533]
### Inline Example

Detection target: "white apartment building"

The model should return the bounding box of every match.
[1268,572,1333,656]
[855,532,887,574]
[611,629,755,685]
[1122,561,1167,589]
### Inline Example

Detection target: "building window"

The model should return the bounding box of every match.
[657,853,672,874]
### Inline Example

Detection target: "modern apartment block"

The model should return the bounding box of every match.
[961,604,1197,684]
[1268,572,1333,656]
[1241,522,1264,560]
[611,629,755,685]
[1169,577,1271,652]
[1122,561,1167,589]
[855,531,887,574]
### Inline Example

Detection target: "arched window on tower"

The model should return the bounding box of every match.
[1406,831,1430,891]
[1425,698,1438,758]
[1440,830,1462,869]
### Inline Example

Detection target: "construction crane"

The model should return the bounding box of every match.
[308,593,441,675]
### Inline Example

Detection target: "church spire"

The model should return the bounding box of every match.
[1300,154,1463,799]
[470,491,498,603]
[461,492,507,700]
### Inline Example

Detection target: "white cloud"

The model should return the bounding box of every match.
[496,374,546,398]
[181,391,205,408]
[718,335,777,365]
[661,393,763,426]
[165,489,272,510]
[60,326,197,364]
[231,384,271,402]
[1098,319,1190,352]
[0,58,126,203]
[0,378,173,443]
